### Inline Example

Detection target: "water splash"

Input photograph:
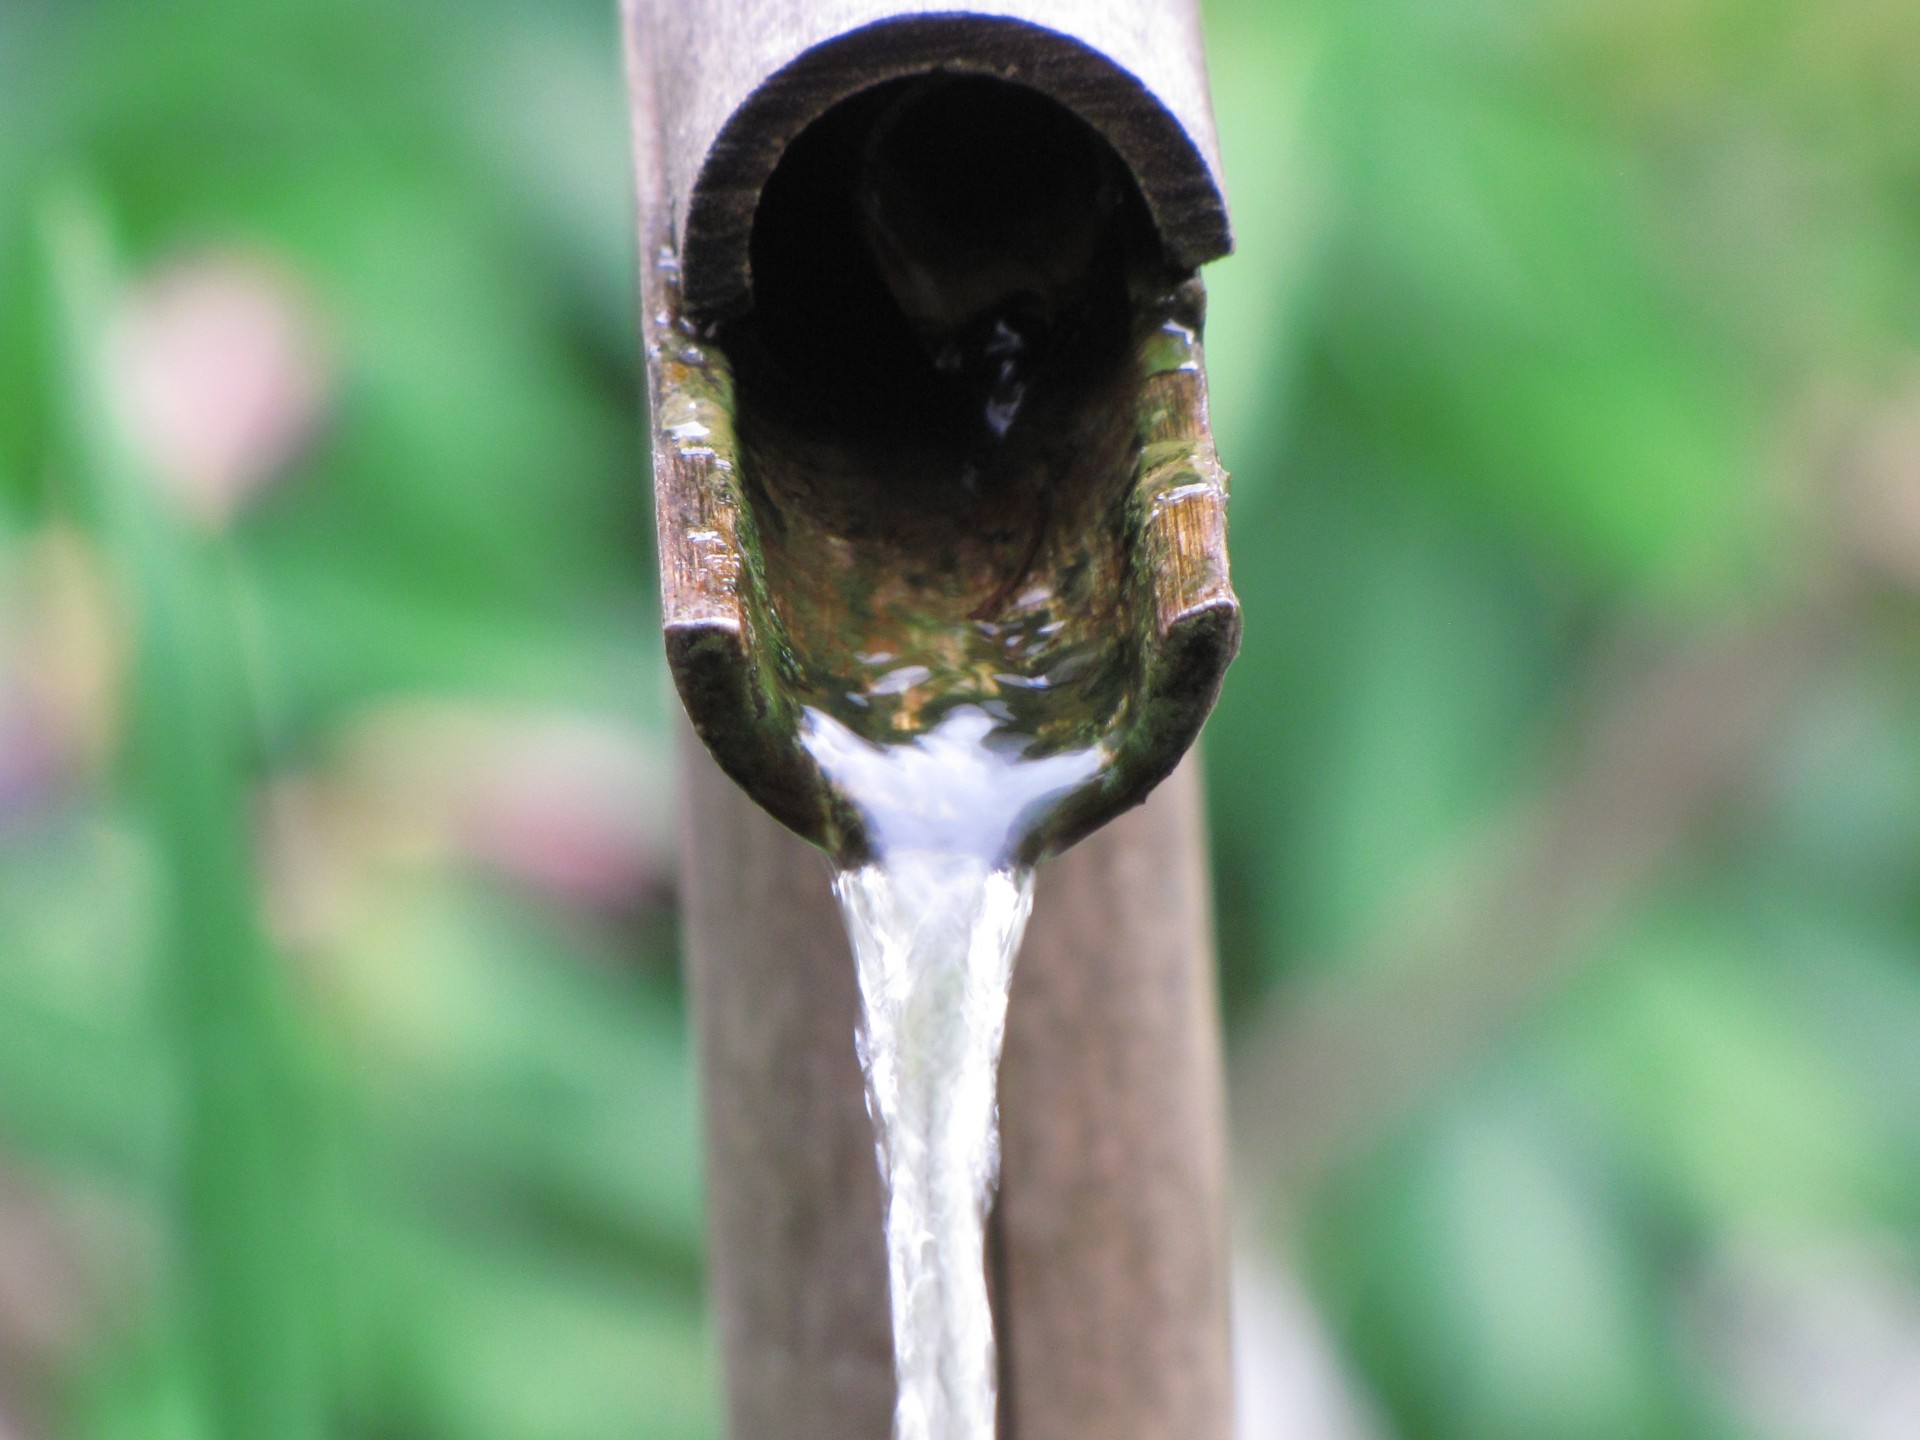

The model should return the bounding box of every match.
[804,707,1102,1440]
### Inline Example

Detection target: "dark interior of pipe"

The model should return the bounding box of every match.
[707,71,1186,782]
[720,72,1161,471]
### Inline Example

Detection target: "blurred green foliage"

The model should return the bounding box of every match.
[1,0,1918,1438]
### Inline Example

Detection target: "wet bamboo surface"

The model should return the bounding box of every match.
[679,729,1233,1439]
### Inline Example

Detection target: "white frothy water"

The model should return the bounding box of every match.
[803,706,1103,1440]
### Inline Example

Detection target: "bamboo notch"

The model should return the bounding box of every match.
[626,0,1240,863]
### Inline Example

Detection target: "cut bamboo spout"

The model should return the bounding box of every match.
[628,4,1240,865]
[624,4,1240,1438]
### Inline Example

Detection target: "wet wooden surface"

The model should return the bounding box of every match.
[678,726,895,1439]
[997,750,1234,1440]
[625,0,1242,867]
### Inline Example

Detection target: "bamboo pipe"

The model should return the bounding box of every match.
[624,4,1238,1436]
[646,3,1232,321]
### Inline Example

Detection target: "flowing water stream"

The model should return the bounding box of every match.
[790,337,1129,1438]
[835,851,1026,1440]
[805,688,1108,1440]
[768,223,1149,1440]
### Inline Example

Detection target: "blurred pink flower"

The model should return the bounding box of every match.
[0,1177,87,1376]
[105,252,333,526]
[0,1170,137,1435]
[263,702,677,951]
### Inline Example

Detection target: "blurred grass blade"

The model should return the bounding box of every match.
[40,187,329,1440]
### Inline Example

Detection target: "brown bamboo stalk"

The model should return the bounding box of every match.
[635,4,1238,1434]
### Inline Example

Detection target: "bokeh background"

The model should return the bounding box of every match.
[3,0,1919,1437]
